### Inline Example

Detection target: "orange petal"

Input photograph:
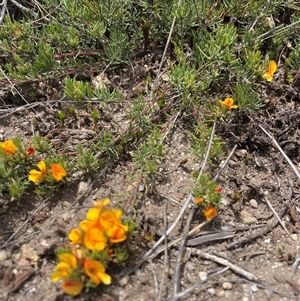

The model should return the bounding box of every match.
[203,206,218,221]
[51,163,67,181]
[263,61,277,82]
[37,160,47,173]
[194,197,203,204]
[268,60,277,75]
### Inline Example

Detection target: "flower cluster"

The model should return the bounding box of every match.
[0,137,67,201]
[193,174,221,221]
[28,160,66,183]
[51,198,134,296]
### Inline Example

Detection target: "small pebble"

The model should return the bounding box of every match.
[185,261,194,272]
[216,289,225,297]
[186,272,195,284]
[119,275,129,287]
[207,288,215,295]
[61,212,71,221]
[250,284,258,292]
[0,250,8,262]
[168,267,174,276]
[40,239,49,247]
[21,244,39,263]
[198,271,207,281]
[134,268,141,277]
[249,199,258,208]
[77,181,89,194]
[240,210,257,224]
[222,282,232,290]
[221,197,229,206]
[291,234,297,241]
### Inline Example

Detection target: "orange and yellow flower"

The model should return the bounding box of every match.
[263,60,277,82]
[194,197,203,205]
[28,160,47,183]
[83,259,111,286]
[51,253,78,282]
[51,252,84,295]
[219,98,238,110]
[80,219,108,251]
[0,140,17,154]
[100,209,128,243]
[68,228,83,245]
[51,163,67,182]
[62,280,84,296]
[203,206,218,221]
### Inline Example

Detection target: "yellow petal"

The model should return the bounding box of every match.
[68,228,82,244]
[94,198,110,207]
[28,169,43,183]
[83,259,111,286]
[262,72,272,81]
[62,280,84,296]
[269,60,277,75]
[86,207,101,221]
[58,253,78,269]
[37,160,47,173]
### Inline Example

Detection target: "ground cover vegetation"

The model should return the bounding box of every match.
[1,0,300,299]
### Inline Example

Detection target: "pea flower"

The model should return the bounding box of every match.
[51,163,67,182]
[68,228,83,245]
[215,187,222,193]
[62,280,84,296]
[263,60,277,82]
[79,219,108,251]
[194,197,203,204]
[51,253,84,296]
[28,160,47,183]
[219,98,238,110]
[27,147,35,156]
[51,253,78,282]
[0,140,17,154]
[83,259,111,286]
[203,206,218,221]
[100,209,128,243]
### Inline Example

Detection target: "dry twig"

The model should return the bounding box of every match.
[190,249,261,282]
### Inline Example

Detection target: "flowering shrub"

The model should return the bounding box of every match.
[0,137,67,201]
[51,198,135,296]
[193,174,221,221]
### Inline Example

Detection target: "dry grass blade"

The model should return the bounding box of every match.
[259,125,300,182]
[0,0,8,24]
[190,249,261,282]
[0,197,49,249]
[187,230,235,246]
[156,198,169,301]
[263,195,290,236]
[166,267,229,301]
[213,144,237,181]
